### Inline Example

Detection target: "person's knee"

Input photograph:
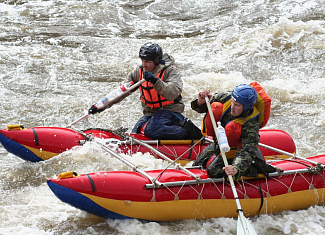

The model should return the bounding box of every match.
[206,156,224,178]
[206,159,217,177]
[132,116,151,133]
[143,124,163,139]
[205,155,216,169]
[143,128,155,139]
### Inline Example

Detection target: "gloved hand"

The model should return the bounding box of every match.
[144,71,158,84]
[88,104,103,114]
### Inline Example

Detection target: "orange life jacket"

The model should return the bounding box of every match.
[138,67,181,109]
[250,81,271,128]
[207,100,260,145]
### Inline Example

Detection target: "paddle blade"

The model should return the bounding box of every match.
[237,214,257,235]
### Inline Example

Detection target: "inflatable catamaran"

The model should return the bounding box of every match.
[45,81,325,222]
[0,81,283,163]
[0,126,296,163]
[47,140,325,221]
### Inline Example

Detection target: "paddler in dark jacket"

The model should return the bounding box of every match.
[125,42,201,140]
[191,84,272,180]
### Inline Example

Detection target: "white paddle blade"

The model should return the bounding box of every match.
[237,215,257,235]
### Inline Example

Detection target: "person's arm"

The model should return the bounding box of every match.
[191,91,231,113]
[151,65,183,101]
[231,117,260,179]
[124,67,142,93]
[191,98,208,113]
[190,90,211,113]
[126,67,140,84]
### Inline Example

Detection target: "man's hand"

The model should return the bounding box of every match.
[197,90,211,106]
[223,165,238,176]
[144,71,158,84]
[88,104,103,114]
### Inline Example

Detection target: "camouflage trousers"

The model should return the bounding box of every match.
[193,143,228,178]
[193,143,260,179]
[193,143,217,167]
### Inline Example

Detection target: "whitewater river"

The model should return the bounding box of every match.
[1,0,325,234]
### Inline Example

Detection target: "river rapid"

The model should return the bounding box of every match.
[1,1,325,234]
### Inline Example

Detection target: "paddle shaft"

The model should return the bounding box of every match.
[204,96,256,235]
[66,114,90,128]
[66,79,145,128]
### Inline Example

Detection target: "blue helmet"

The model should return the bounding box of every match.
[139,42,163,65]
[231,84,257,112]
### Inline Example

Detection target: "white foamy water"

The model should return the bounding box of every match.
[1,1,325,234]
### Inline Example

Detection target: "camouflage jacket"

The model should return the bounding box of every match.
[191,92,260,180]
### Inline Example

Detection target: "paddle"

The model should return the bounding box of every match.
[66,79,146,128]
[204,96,257,235]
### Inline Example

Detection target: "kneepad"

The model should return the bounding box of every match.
[205,155,217,169]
